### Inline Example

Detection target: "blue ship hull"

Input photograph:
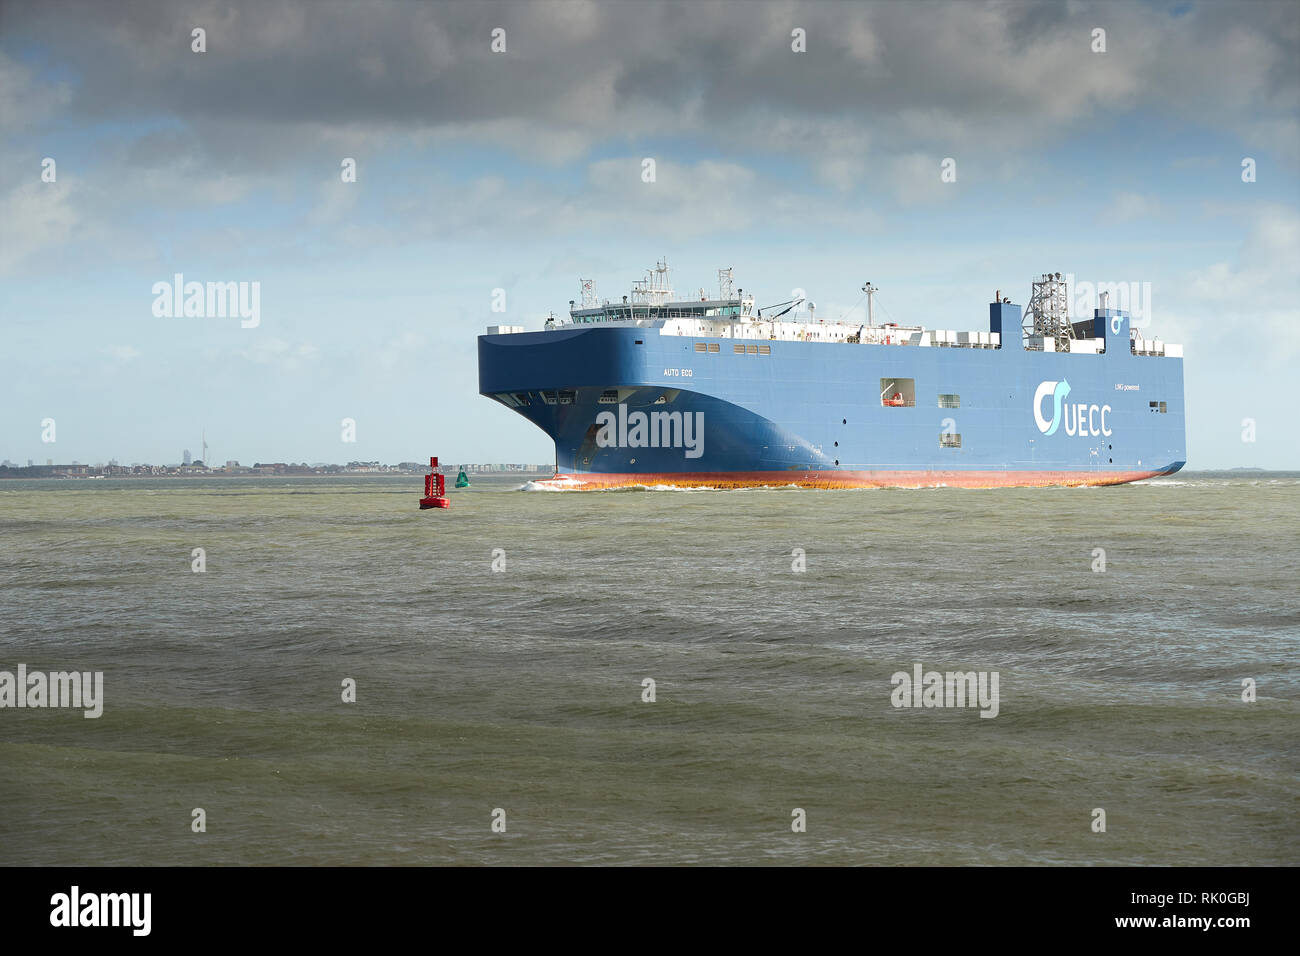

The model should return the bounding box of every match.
[478,306,1185,488]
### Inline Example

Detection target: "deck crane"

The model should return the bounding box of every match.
[756,296,805,320]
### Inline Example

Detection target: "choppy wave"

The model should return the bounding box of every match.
[2,472,1296,866]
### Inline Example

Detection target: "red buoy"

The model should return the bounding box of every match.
[419,456,449,509]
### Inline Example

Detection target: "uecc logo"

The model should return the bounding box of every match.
[1034,380,1112,438]
[1033,379,1072,435]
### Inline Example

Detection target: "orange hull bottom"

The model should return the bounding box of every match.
[535,469,1171,490]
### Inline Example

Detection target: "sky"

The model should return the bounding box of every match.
[1,0,1297,469]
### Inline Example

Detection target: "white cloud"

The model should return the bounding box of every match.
[888,153,957,205]
[1101,192,1164,224]
[1180,206,1300,357]
[0,180,79,274]
[238,337,319,371]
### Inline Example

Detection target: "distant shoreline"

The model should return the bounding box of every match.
[0,470,554,480]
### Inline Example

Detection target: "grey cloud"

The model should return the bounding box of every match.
[4,0,1296,157]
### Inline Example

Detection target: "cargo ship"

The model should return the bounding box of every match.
[477,262,1185,489]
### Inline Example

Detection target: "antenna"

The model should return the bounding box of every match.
[630,259,674,306]
[579,279,597,309]
[862,282,877,327]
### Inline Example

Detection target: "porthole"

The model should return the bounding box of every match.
[834,441,839,447]
[842,418,847,424]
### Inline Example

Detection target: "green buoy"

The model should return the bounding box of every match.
[455,469,470,488]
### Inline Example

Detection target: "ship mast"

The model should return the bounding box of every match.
[629,259,674,316]
[718,268,735,301]
[1024,272,1074,352]
[862,282,877,326]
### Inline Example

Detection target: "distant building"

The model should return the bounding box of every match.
[183,449,192,465]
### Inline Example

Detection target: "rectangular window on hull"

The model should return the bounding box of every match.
[938,393,960,408]
[939,433,961,448]
[758,344,771,355]
[707,343,720,352]
[881,378,916,407]
[733,344,746,354]
[1159,402,1167,413]
[694,342,707,352]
